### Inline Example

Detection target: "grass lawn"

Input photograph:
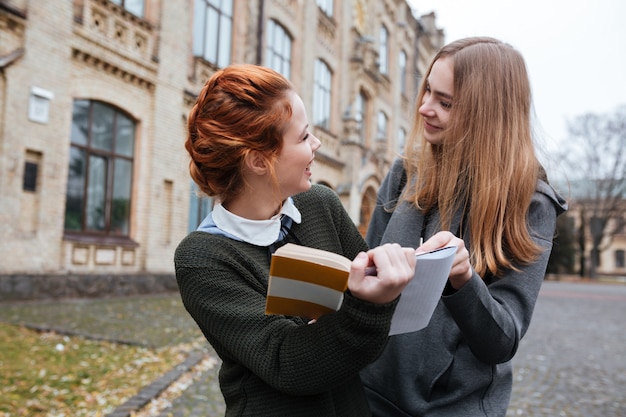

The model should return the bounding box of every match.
[0,293,204,417]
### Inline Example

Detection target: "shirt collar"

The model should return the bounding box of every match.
[211,197,301,246]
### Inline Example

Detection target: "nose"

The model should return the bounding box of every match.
[418,98,435,118]
[310,134,321,151]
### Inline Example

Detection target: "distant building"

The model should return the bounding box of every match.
[0,0,444,298]
[553,179,626,277]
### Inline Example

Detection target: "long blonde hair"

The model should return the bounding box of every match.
[404,37,541,277]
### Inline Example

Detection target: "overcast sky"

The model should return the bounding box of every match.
[407,0,626,157]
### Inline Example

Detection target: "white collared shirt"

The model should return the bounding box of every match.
[208,197,302,246]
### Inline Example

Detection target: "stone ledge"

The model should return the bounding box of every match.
[0,273,178,301]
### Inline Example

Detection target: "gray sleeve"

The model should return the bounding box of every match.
[366,158,406,248]
[442,191,559,364]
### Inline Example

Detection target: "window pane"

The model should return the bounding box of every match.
[71,100,90,145]
[112,158,132,234]
[377,112,387,140]
[399,50,407,91]
[86,155,107,231]
[91,102,114,152]
[218,15,232,67]
[64,147,86,230]
[221,0,233,15]
[379,26,388,74]
[266,20,291,79]
[192,0,206,56]
[317,0,333,17]
[205,8,219,64]
[66,100,136,236]
[188,181,213,232]
[313,60,331,129]
[355,93,365,142]
[116,113,135,157]
[125,0,144,17]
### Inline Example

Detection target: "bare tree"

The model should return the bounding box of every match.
[556,105,626,278]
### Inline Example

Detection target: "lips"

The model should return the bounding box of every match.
[423,120,441,131]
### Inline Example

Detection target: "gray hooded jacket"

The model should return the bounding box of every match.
[361,158,568,417]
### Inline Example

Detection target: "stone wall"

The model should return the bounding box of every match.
[0,274,178,302]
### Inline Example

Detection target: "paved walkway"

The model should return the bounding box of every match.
[155,280,626,417]
[2,280,625,416]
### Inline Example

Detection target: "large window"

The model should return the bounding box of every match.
[193,0,233,68]
[379,25,389,75]
[65,100,135,236]
[266,19,292,79]
[110,0,144,18]
[313,59,332,129]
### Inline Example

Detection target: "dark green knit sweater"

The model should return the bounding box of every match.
[175,184,397,417]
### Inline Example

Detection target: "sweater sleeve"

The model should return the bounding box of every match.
[441,189,561,364]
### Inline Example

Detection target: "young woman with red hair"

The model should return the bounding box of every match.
[175,64,417,416]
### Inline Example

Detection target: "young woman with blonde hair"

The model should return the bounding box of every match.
[175,64,417,416]
[361,37,567,416]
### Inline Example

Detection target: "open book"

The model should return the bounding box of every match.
[266,243,456,335]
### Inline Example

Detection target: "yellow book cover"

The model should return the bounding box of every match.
[266,243,351,319]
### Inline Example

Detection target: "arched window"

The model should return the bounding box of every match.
[65,100,135,237]
[266,19,292,79]
[313,59,332,129]
[193,0,233,68]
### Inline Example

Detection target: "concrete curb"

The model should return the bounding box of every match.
[105,350,206,417]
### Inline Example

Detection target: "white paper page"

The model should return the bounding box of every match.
[389,246,456,336]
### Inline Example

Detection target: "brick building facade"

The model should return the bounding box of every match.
[0,0,443,299]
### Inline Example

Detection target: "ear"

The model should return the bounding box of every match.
[244,150,269,175]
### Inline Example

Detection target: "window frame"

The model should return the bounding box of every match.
[265,19,292,79]
[193,0,233,68]
[64,99,136,242]
[313,59,332,130]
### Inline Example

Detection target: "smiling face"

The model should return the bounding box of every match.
[419,57,454,145]
[275,90,321,200]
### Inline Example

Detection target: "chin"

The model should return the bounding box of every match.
[425,136,443,146]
